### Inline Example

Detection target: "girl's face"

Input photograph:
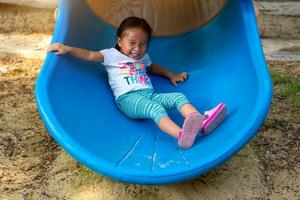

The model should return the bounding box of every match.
[117,27,149,60]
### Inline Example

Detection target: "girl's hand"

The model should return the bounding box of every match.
[47,43,70,55]
[169,72,189,86]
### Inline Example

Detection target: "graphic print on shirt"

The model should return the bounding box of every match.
[119,62,152,86]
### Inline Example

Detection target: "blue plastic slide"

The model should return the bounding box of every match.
[36,0,272,185]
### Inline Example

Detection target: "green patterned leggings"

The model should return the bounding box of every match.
[116,89,189,124]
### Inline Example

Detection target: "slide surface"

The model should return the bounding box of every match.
[36,0,272,184]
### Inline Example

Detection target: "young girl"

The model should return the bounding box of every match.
[48,16,227,149]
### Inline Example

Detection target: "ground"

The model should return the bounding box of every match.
[0,58,299,200]
[0,2,300,200]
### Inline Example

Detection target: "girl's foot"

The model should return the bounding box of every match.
[178,112,203,149]
[201,103,227,134]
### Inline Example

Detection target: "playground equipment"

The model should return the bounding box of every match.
[36,0,272,184]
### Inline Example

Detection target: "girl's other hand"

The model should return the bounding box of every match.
[47,43,69,55]
[169,72,188,86]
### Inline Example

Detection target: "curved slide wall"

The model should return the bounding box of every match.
[36,0,272,184]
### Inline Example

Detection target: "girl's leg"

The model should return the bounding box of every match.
[158,113,203,149]
[157,116,181,138]
[117,90,203,148]
[150,93,204,148]
[180,103,202,118]
[151,92,204,118]
[116,90,181,138]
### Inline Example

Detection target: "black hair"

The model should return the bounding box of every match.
[115,16,153,50]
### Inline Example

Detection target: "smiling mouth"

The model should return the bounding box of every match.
[131,52,141,59]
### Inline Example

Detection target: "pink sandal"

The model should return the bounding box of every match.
[201,103,227,134]
[178,112,203,149]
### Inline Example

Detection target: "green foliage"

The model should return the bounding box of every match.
[77,164,94,179]
[270,69,300,109]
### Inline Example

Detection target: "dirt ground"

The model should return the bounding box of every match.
[0,56,299,200]
[0,3,55,34]
[0,2,299,199]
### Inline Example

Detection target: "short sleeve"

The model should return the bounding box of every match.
[143,53,152,67]
[99,48,113,65]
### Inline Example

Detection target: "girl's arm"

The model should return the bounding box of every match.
[148,63,188,86]
[47,43,104,63]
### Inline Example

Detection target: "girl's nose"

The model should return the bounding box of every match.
[134,45,140,51]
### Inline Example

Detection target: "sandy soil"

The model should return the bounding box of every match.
[0,2,299,199]
[0,56,299,200]
[0,3,55,34]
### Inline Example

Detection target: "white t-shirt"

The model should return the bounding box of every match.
[100,48,153,100]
